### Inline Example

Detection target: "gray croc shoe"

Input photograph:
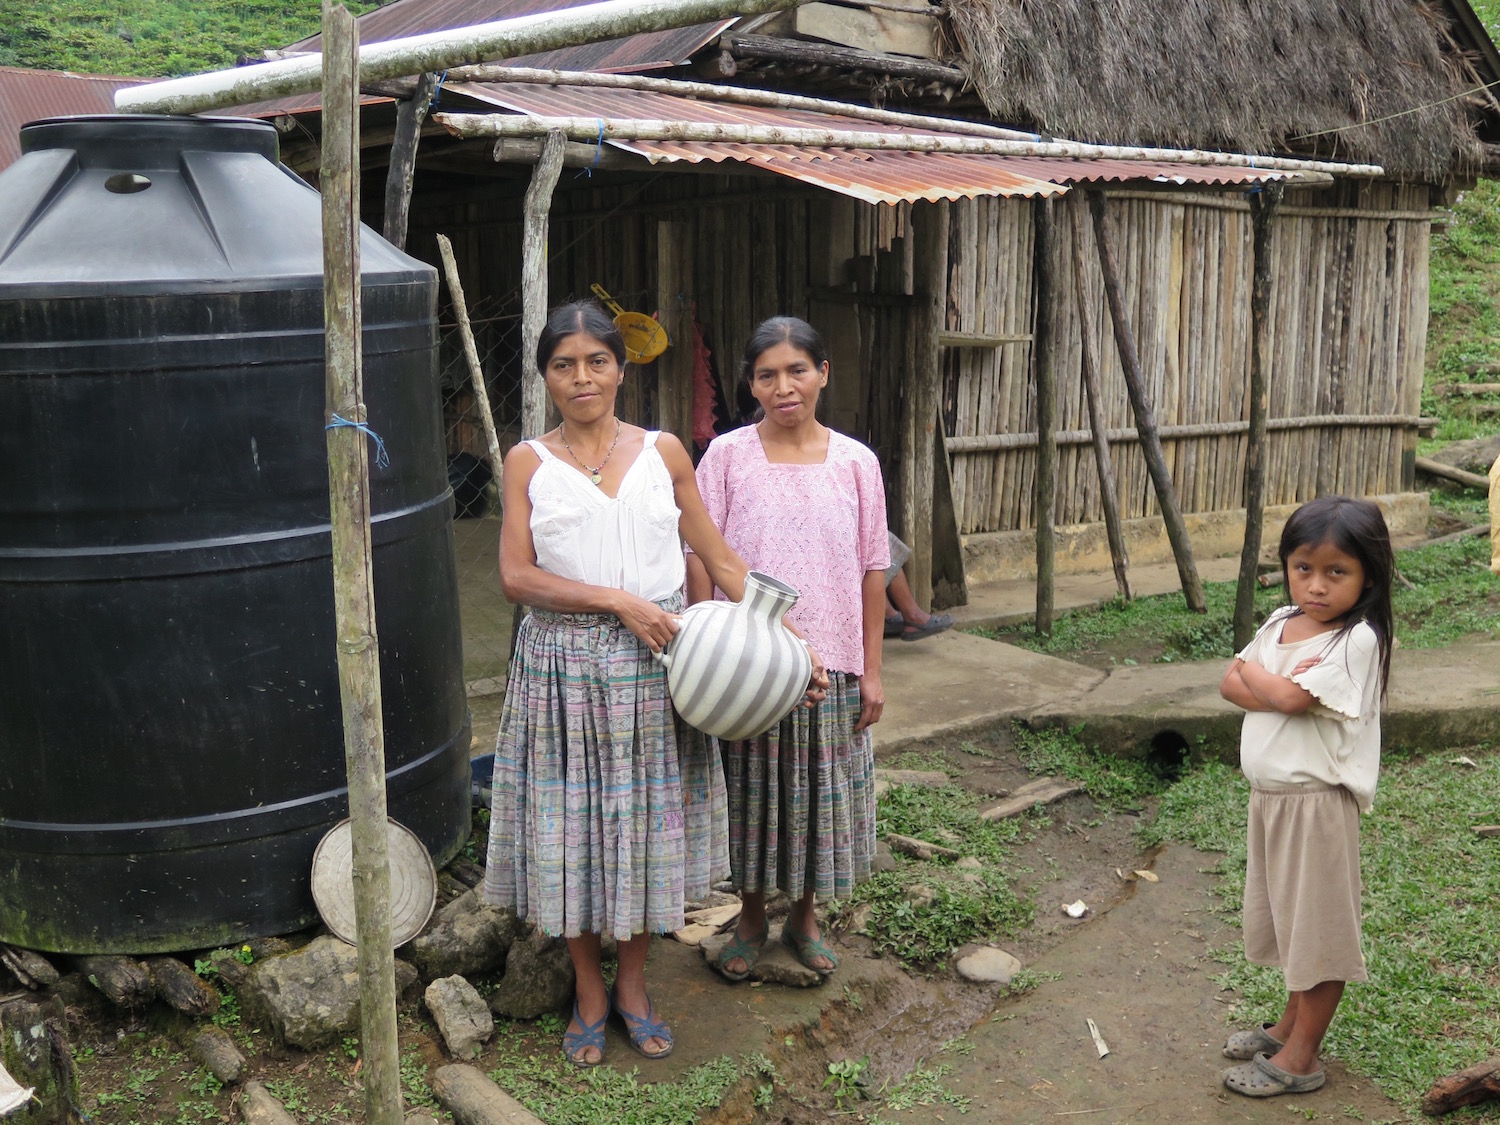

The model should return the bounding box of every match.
[1222,1053,1326,1098]
[1223,1023,1284,1060]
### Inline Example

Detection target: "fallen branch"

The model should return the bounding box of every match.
[1416,457,1490,490]
[1423,1056,1500,1116]
[885,833,962,861]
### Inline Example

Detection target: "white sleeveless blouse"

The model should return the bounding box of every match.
[525,430,686,603]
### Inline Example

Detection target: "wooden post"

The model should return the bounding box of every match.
[656,220,694,442]
[436,234,504,487]
[1234,184,1284,648]
[1067,196,1132,601]
[319,6,401,1124]
[1032,197,1057,635]
[520,129,566,440]
[0,994,76,1125]
[901,199,949,608]
[381,72,437,251]
[1088,189,1207,613]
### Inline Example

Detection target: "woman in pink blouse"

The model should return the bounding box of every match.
[686,316,889,981]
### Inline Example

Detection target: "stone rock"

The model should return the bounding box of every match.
[425,975,494,1060]
[241,1080,297,1125]
[486,927,574,1019]
[903,883,936,908]
[239,935,419,1050]
[844,903,875,936]
[953,945,1022,985]
[955,856,983,870]
[188,1026,246,1084]
[406,1116,441,1125]
[870,840,898,874]
[700,925,823,988]
[1428,434,1500,476]
[408,888,524,981]
[960,872,985,885]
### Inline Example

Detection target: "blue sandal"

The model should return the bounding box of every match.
[715,921,768,982]
[608,987,674,1059]
[562,998,608,1067]
[780,920,838,976]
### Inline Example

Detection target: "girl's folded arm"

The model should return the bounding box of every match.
[1236,658,1319,714]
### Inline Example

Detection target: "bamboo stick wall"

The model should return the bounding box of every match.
[943,182,1431,534]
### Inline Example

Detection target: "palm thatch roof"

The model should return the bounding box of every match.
[946,0,1488,180]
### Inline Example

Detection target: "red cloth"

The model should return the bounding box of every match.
[690,310,719,447]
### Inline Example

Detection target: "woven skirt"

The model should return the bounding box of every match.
[719,671,876,901]
[482,599,729,940]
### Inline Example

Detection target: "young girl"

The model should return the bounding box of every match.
[1218,495,1394,1098]
[686,316,888,982]
[484,302,753,1066]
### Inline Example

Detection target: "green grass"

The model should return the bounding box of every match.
[1143,747,1500,1116]
[1424,176,1500,446]
[1014,724,1168,807]
[974,534,1499,664]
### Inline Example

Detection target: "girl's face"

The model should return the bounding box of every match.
[1286,539,1367,626]
[749,341,827,429]
[543,332,624,422]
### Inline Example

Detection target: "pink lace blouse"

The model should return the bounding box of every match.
[692,425,890,676]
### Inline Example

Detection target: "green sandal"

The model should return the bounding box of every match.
[716,922,768,982]
[779,920,838,976]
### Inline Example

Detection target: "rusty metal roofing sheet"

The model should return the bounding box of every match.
[0,67,144,171]
[284,0,730,74]
[451,81,1304,203]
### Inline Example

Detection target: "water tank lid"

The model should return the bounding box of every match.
[20,114,280,167]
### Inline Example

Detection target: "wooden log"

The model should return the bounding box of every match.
[319,8,401,1125]
[720,32,965,84]
[436,234,504,489]
[117,0,803,115]
[1234,184,1283,649]
[979,777,1084,821]
[1067,196,1131,600]
[1403,524,1489,549]
[143,957,219,1018]
[905,199,949,608]
[241,1081,299,1125]
[1088,190,1207,613]
[943,413,1424,451]
[929,402,969,609]
[656,220,694,444]
[1416,456,1490,490]
[188,1027,247,1085]
[77,955,155,1009]
[884,833,963,861]
[432,1063,546,1125]
[0,946,60,991]
[520,131,566,441]
[0,993,76,1125]
[938,330,1032,347]
[1032,198,1057,635]
[380,72,437,251]
[1473,825,1500,837]
[1422,1056,1500,1116]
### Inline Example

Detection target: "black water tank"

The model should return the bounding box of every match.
[0,115,470,954]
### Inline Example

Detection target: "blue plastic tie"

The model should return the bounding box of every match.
[326,414,391,469]
[431,69,447,108]
[576,118,606,180]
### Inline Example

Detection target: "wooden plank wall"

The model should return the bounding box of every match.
[943,181,1431,534]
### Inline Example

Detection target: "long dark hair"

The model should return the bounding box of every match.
[1278,495,1395,695]
[739,316,829,422]
[536,301,627,374]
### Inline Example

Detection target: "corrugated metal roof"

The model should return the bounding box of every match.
[450,81,1304,204]
[0,67,145,171]
[284,0,730,74]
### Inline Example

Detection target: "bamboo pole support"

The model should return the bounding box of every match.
[116,0,804,115]
[656,219,693,442]
[381,72,437,251]
[436,235,504,487]
[1088,189,1206,612]
[1032,197,1057,635]
[1066,197,1131,601]
[520,130,565,440]
[904,198,949,608]
[1235,184,1283,648]
[319,7,401,1124]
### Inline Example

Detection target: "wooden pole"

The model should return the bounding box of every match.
[520,130,566,440]
[656,220,693,441]
[1088,189,1207,613]
[1032,197,1057,635]
[319,6,401,1124]
[1234,184,1283,648]
[1067,196,1132,601]
[381,72,437,251]
[115,0,805,115]
[436,234,504,488]
[905,199,949,609]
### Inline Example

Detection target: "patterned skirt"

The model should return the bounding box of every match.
[720,671,876,901]
[482,596,729,940]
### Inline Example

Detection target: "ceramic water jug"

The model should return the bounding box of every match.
[659,571,813,741]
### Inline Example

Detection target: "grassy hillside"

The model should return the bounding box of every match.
[0,0,373,77]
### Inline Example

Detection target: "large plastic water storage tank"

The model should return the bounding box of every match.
[0,115,471,954]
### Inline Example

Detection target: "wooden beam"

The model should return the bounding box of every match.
[656,220,694,443]
[1416,455,1490,490]
[380,72,436,251]
[938,330,1031,347]
[318,6,400,1124]
[1234,184,1283,649]
[520,130,565,440]
[904,199,949,608]
[1088,189,1206,613]
[720,31,965,84]
[793,2,941,59]
[944,413,1427,451]
[1067,195,1131,601]
[1032,197,1057,635]
[436,235,504,488]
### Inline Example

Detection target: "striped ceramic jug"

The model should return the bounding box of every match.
[659,571,813,741]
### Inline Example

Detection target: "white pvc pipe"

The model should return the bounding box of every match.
[115,0,800,116]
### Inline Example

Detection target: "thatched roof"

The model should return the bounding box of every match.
[947,0,1487,180]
